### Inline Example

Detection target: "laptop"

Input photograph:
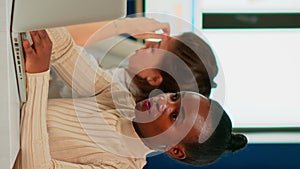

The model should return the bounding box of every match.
[10,0,127,103]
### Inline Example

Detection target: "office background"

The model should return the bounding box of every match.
[128,1,300,169]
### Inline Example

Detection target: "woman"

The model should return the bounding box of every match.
[49,17,218,101]
[127,31,218,101]
[14,27,247,168]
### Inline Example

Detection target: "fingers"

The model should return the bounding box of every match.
[23,30,52,59]
[23,39,35,56]
[146,18,170,34]
[38,30,52,44]
[29,30,52,52]
[161,23,170,35]
[133,32,167,40]
[148,18,170,35]
[38,30,47,38]
[24,30,52,73]
[30,31,41,49]
[144,41,159,48]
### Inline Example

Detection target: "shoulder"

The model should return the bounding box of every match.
[92,155,147,169]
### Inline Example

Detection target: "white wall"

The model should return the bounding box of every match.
[145,0,300,128]
[203,29,300,127]
[0,0,21,168]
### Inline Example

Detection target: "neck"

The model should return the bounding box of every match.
[132,121,154,150]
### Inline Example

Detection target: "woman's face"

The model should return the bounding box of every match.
[134,91,211,148]
[128,36,176,86]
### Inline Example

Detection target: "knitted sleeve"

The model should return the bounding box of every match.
[46,28,112,97]
[46,27,136,118]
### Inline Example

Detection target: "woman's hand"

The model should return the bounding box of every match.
[132,32,168,42]
[23,30,52,73]
[115,17,170,37]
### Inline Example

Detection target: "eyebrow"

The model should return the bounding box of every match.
[180,106,186,125]
[178,92,186,125]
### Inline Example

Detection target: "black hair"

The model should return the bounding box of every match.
[172,32,219,95]
[130,32,218,102]
[178,100,248,166]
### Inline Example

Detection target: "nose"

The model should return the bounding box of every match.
[154,94,178,113]
[157,96,167,113]
[150,95,167,114]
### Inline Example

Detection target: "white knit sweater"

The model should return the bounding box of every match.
[14,28,151,169]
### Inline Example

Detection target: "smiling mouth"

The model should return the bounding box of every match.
[143,99,151,111]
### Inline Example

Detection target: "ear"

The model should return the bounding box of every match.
[146,74,163,87]
[166,144,186,160]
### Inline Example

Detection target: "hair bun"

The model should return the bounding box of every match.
[227,134,248,152]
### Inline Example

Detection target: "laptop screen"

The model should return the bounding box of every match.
[12,0,127,32]
[11,0,127,103]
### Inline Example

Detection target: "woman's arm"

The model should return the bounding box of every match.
[47,28,112,97]
[66,17,170,47]
[18,30,54,168]
[48,18,169,97]
[66,21,109,47]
